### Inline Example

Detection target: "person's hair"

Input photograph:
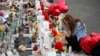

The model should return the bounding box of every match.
[63,14,81,35]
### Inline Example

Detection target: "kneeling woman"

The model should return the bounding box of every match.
[62,14,87,52]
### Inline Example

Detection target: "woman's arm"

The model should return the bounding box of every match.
[74,22,87,41]
[62,29,71,38]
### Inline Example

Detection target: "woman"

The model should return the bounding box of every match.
[62,14,87,52]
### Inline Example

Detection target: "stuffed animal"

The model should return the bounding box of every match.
[18,45,26,51]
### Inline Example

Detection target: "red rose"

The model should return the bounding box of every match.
[49,23,53,29]
[51,30,57,36]
[0,11,4,16]
[42,12,49,21]
[33,45,38,51]
[54,41,64,51]
[40,1,44,11]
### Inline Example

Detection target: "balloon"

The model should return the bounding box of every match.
[48,3,58,14]
[58,5,68,13]
[58,0,69,13]
[58,0,65,5]
[80,35,92,54]
[80,32,100,54]
[48,0,69,16]
[52,9,60,16]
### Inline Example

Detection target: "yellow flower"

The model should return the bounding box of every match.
[53,48,58,52]
[0,25,3,32]
[34,22,38,30]
[63,46,67,51]
[55,49,58,52]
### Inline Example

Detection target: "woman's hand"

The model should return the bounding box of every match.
[62,30,71,38]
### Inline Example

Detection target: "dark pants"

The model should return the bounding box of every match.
[66,35,82,52]
[91,44,100,56]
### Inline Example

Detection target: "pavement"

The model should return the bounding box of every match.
[55,0,100,34]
